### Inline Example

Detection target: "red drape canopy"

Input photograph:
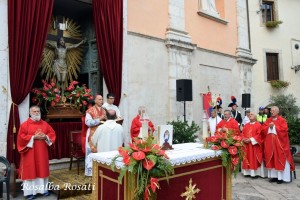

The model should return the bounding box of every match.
[92,0,123,106]
[7,0,54,165]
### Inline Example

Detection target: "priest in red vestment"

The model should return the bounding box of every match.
[241,112,266,178]
[216,110,240,134]
[84,95,107,176]
[130,106,155,140]
[262,106,295,184]
[17,106,56,199]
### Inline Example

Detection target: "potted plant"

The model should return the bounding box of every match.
[167,119,200,144]
[265,20,283,28]
[269,80,290,89]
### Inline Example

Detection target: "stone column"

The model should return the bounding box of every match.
[165,0,196,122]
[236,0,256,95]
[0,0,9,156]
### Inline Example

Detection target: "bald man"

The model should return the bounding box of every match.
[241,112,266,178]
[262,106,295,184]
[91,109,124,152]
[84,95,107,176]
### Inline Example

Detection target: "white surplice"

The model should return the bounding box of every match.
[91,120,124,153]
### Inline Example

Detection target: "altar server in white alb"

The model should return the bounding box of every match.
[208,109,222,136]
[102,93,122,119]
[91,109,124,152]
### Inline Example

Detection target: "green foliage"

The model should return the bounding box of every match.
[207,130,243,177]
[167,119,200,144]
[270,80,290,89]
[265,20,283,28]
[110,137,174,200]
[269,94,300,117]
[286,116,300,145]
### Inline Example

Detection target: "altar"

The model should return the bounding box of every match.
[89,143,232,200]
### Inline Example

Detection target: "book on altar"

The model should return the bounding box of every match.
[138,121,149,138]
[157,125,173,147]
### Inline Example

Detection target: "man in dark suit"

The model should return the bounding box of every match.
[228,96,242,128]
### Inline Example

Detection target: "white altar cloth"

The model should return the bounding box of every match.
[88,143,222,170]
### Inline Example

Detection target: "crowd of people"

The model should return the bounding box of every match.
[208,104,295,184]
[18,92,156,199]
[17,93,296,199]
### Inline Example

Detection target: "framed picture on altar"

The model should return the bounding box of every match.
[157,125,173,148]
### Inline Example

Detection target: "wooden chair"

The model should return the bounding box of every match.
[0,156,11,200]
[69,130,85,175]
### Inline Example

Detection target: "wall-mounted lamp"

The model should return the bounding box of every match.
[256,4,263,14]
[291,65,300,73]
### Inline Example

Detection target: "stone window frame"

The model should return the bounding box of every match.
[263,48,283,82]
[197,0,228,25]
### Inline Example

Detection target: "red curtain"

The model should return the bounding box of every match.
[48,122,82,159]
[92,0,123,106]
[7,0,54,165]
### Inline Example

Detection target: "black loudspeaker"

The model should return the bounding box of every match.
[242,93,251,108]
[176,79,193,101]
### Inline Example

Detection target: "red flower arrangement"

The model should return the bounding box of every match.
[206,128,244,177]
[111,137,174,200]
[31,79,61,112]
[64,81,94,113]
[31,80,93,113]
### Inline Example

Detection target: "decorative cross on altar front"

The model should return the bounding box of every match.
[180,178,201,200]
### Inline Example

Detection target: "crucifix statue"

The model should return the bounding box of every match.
[46,37,85,86]
[41,16,86,94]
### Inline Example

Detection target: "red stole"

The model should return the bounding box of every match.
[86,105,106,150]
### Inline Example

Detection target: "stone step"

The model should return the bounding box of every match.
[49,158,84,171]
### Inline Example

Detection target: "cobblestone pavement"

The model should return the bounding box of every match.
[232,163,300,200]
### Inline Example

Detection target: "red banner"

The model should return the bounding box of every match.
[203,92,212,117]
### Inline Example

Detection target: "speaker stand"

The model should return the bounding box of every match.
[243,107,247,116]
[183,101,186,122]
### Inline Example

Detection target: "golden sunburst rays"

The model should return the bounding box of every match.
[41,47,55,81]
[64,17,82,39]
[41,15,84,88]
[66,48,84,81]
[180,178,201,200]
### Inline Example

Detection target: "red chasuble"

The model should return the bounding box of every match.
[130,115,155,139]
[216,118,240,134]
[241,122,263,170]
[17,118,56,180]
[86,105,106,149]
[262,116,295,171]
